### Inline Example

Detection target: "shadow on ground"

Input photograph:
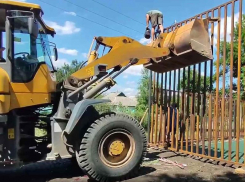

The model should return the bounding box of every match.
[135,172,245,182]
[1,151,245,182]
[0,158,156,182]
[0,158,82,182]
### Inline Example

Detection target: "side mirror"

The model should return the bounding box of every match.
[28,17,38,39]
[53,47,58,61]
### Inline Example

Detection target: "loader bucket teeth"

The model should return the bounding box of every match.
[144,18,213,73]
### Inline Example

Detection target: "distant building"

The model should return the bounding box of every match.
[102,92,137,112]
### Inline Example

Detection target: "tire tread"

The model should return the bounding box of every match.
[76,113,147,182]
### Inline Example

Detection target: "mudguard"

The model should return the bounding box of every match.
[64,99,111,135]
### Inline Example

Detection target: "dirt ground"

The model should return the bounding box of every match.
[2,148,245,182]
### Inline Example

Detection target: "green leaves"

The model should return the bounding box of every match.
[134,68,150,129]
[55,60,84,82]
[136,68,149,111]
[217,14,245,99]
[179,69,212,93]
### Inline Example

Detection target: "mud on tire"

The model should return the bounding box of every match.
[75,113,147,182]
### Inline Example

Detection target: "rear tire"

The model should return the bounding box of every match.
[75,113,147,182]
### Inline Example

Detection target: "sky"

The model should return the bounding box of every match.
[9,0,244,97]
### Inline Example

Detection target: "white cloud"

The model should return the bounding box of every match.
[104,81,138,97]
[123,87,137,97]
[123,75,128,79]
[104,84,122,95]
[123,65,143,76]
[53,58,70,68]
[126,81,135,85]
[210,12,240,45]
[124,88,134,93]
[45,20,81,35]
[82,53,88,58]
[57,48,78,56]
[14,0,26,1]
[139,38,151,45]
[64,11,76,16]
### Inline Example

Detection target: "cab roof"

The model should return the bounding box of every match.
[0,0,56,36]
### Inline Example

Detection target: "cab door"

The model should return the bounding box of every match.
[4,10,56,112]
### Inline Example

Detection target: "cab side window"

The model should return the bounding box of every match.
[12,32,41,82]
[0,31,6,62]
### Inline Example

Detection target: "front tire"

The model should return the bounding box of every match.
[75,113,147,182]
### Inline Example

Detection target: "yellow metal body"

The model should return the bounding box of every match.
[0,0,41,10]
[70,18,212,81]
[109,140,125,156]
[0,68,10,94]
[0,64,56,114]
[0,0,55,36]
[71,36,170,80]
[88,51,98,64]
[0,1,213,114]
[0,68,10,114]
[0,1,57,114]
[144,18,213,72]
[9,65,56,111]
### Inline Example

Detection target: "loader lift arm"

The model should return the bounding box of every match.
[57,17,214,180]
[65,17,214,100]
[59,16,215,155]
[69,36,170,82]
[68,17,215,89]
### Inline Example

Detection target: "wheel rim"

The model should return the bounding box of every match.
[98,129,135,168]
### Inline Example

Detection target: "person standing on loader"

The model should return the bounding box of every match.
[146,10,164,42]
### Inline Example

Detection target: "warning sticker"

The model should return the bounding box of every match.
[8,128,14,139]
[86,67,94,77]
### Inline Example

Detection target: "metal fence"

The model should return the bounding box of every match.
[148,0,244,166]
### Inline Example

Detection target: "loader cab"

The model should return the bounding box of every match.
[0,1,59,112]
[0,2,58,83]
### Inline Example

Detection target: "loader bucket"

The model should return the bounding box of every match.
[144,18,213,73]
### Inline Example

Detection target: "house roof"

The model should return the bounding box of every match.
[103,92,126,100]
[102,92,137,107]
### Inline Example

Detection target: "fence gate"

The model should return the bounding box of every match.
[148,0,245,166]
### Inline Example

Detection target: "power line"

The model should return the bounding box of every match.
[91,0,145,26]
[37,0,137,38]
[63,0,142,34]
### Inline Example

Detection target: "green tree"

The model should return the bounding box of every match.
[179,69,211,93]
[134,68,150,130]
[94,103,112,114]
[136,68,149,111]
[56,60,84,82]
[215,14,245,99]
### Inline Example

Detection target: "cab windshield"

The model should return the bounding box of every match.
[8,11,55,82]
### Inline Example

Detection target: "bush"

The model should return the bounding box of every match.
[94,102,148,130]
[94,103,112,115]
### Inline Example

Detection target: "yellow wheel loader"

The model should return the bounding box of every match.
[0,1,214,181]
